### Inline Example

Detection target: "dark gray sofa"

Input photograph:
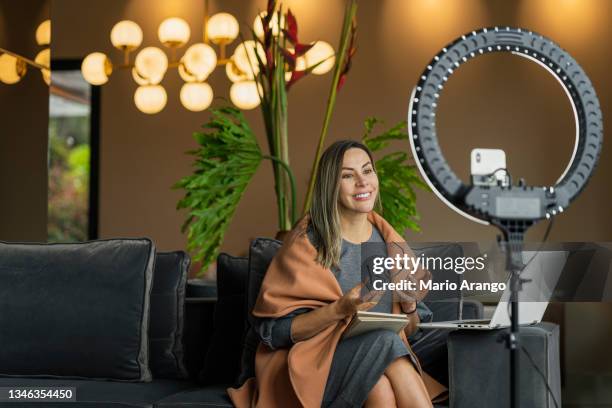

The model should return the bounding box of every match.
[0,238,560,407]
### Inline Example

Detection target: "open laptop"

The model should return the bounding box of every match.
[419,250,568,330]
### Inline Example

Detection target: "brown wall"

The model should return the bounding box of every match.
[49,0,612,378]
[52,0,612,255]
[0,0,50,241]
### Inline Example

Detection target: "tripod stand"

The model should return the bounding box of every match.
[496,223,532,408]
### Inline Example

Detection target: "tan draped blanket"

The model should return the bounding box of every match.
[228,211,447,407]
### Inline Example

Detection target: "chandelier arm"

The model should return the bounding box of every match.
[0,47,48,70]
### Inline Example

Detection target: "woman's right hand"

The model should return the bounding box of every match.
[333,282,381,318]
[292,282,382,342]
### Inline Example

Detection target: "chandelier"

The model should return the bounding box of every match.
[81,1,334,114]
[0,20,51,85]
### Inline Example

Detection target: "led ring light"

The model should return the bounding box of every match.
[408,27,603,234]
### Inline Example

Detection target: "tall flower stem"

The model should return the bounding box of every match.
[302,0,358,214]
[263,154,296,224]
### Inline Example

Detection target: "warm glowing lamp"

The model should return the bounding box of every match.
[180,82,213,111]
[178,64,197,82]
[134,47,168,85]
[206,13,239,45]
[81,52,112,85]
[158,17,191,48]
[132,67,150,85]
[229,81,261,110]
[0,54,27,84]
[233,40,265,78]
[134,85,167,114]
[110,20,143,51]
[225,59,249,83]
[35,48,51,85]
[253,11,285,39]
[305,41,335,75]
[35,19,51,46]
[182,43,217,81]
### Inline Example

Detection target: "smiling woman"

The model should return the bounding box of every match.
[228,140,446,408]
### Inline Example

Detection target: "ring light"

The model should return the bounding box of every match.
[408,27,603,234]
[407,27,603,408]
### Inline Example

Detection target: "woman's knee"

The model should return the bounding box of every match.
[365,374,396,407]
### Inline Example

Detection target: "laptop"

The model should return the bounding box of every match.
[418,250,568,330]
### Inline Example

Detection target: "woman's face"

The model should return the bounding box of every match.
[337,148,379,215]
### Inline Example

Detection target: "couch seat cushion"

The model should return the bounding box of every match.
[154,385,233,407]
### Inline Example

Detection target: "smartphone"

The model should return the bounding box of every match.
[470,148,508,186]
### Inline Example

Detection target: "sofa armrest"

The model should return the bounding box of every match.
[447,322,561,408]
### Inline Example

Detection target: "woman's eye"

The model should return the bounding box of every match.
[342,174,353,179]
[364,168,373,174]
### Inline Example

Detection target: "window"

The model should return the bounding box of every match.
[48,60,99,241]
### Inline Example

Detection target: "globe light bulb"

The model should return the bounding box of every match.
[305,41,335,75]
[110,20,143,51]
[225,58,248,83]
[178,63,197,82]
[206,13,239,45]
[134,85,167,114]
[81,52,112,85]
[229,81,261,110]
[35,19,51,46]
[158,17,190,48]
[182,43,217,82]
[35,48,51,85]
[180,82,213,112]
[233,40,265,78]
[253,11,285,40]
[0,53,27,84]
[132,67,150,85]
[134,47,168,85]
[286,46,308,76]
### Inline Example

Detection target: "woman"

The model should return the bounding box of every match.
[228,140,446,408]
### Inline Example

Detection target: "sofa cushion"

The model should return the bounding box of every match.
[237,238,282,386]
[154,385,233,407]
[150,251,190,379]
[0,239,155,382]
[200,253,248,385]
[0,377,195,407]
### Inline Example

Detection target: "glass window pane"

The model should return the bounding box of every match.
[48,70,92,242]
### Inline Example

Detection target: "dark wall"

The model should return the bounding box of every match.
[0,0,50,241]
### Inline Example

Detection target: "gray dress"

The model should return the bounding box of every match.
[254,226,420,408]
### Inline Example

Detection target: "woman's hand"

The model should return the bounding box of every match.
[403,312,421,337]
[291,282,382,343]
[332,282,382,318]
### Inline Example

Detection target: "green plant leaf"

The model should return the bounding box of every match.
[361,117,430,237]
[175,107,263,277]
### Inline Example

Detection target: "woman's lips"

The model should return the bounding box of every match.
[352,192,372,201]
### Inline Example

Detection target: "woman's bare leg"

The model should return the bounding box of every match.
[365,374,397,408]
[384,357,432,408]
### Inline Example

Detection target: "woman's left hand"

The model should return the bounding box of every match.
[401,303,420,337]
[403,312,421,337]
